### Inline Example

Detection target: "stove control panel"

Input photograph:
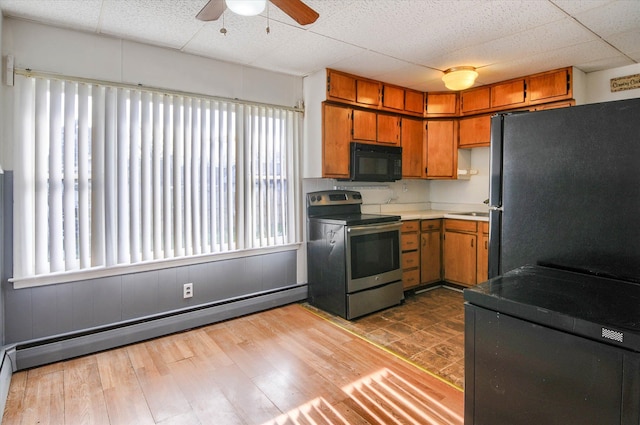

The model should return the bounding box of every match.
[307,190,362,207]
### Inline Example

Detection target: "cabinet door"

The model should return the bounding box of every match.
[352,109,377,142]
[529,68,571,104]
[426,92,458,116]
[401,117,424,178]
[421,230,441,284]
[377,114,400,145]
[459,115,491,148]
[477,233,488,284]
[356,79,380,106]
[460,87,491,114]
[443,231,477,286]
[327,70,356,102]
[322,103,352,178]
[382,85,405,110]
[405,89,425,115]
[425,120,457,179]
[491,79,526,109]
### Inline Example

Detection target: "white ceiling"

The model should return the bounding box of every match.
[0,0,639,92]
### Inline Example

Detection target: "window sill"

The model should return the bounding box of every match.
[10,243,302,289]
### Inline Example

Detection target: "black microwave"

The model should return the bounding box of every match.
[348,142,402,182]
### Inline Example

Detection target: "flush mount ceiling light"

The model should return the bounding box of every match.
[225,0,266,16]
[442,66,479,91]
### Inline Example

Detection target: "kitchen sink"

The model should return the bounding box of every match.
[450,211,489,217]
[460,211,489,217]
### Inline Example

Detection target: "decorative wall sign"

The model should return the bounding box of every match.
[610,73,640,92]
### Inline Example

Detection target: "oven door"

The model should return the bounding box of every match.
[345,222,402,293]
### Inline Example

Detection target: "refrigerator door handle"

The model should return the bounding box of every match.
[489,114,505,208]
[488,209,502,279]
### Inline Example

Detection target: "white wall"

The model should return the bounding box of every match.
[429,147,491,211]
[584,63,640,104]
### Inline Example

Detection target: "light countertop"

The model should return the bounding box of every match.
[380,209,490,222]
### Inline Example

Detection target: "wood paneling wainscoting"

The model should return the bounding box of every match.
[2,303,463,424]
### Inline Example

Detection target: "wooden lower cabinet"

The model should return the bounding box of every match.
[477,221,489,284]
[420,220,442,284]
[402,218,488,289]
[402,219,443,290]
[443,219,478,287]
[401,220,421,289]
[443,219,491,287]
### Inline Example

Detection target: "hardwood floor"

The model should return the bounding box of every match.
[2,301,463,425]
[305,287,465,388]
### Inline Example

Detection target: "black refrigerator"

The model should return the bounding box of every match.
[464,98,640,425]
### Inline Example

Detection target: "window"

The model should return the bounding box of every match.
[12,74,302,284]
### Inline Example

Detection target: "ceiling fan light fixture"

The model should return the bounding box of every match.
[225,0,266,16]
[442,66,478,91]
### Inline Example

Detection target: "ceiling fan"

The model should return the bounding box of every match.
[196,0,319,25]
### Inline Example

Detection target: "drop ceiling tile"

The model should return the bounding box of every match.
[99,0,206,49]
[478,39,628,84]
[551,0,613,15]
[250,28,365,76]
[184,13,297,66]
[575,55,636,73]
[573,1,640,37]
[428,16,600,71]
[376,0,567,67]
[0,0,102,31]
[327,51,415,81]
[374,64,442,91]
[607,29,640,55]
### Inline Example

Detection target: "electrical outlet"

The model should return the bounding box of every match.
[183,283,193,299]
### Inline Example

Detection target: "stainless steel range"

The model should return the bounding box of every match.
[306,190,403,319]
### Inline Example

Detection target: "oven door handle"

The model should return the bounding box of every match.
[347,222,401,235]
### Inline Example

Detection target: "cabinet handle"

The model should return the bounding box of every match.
[471,239,474,248]
[485,240,488,249]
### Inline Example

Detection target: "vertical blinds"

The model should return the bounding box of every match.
[13,74,301,282]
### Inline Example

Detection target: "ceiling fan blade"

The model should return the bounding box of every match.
[270,0,319,25]
[196,0,226,21]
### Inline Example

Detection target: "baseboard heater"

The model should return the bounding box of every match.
[13,284,307,370]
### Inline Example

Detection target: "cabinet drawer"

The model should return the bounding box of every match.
[403,268,420,289]
[401,233,419,251]
[402,251,420,269]
[445,219,478,232]
[421,219,441,231]
[401,221,420,232]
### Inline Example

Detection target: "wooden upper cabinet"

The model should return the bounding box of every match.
[382,85,405,110]
[460,87,491,114]
[356,79,381,106]
[425,120,457,179]
[405,89,425,115]
[377,114,401,145]
[401,117,424,178]
[322,103,352,178]
[327,70,356,103]
[459,114,491,148]
[529,67,572,105]
[491,79,527,109]
[426,93,458,116]
[352,109,377,142]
